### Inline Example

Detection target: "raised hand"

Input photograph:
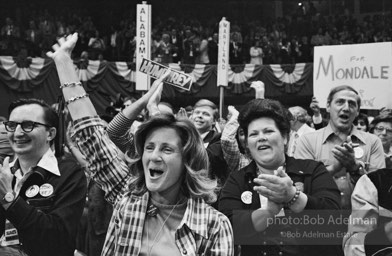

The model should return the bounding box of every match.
[0,157,13,196]
[310,96,321,116]
[47,33,78,61]
[146,70,171,116]
[176,107,188,119]
[250,81,265,99]
[227,105,239,121]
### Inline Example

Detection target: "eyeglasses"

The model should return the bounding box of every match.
[3,121,51,133]
[374,126,392,136]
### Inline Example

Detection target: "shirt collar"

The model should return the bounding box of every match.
[322,123,366,145]
[10,148,60,176]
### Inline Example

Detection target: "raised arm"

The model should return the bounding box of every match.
[106,69,169,153]
[47,33,96,120]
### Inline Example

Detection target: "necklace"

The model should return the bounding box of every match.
[146,199,182,256]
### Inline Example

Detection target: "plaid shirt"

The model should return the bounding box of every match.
[73,116,234,256]
[221,118,251,172]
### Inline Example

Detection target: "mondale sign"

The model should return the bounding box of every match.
[313,42,392,110]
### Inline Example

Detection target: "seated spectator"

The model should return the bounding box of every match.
[343,168,392,255]
[370,113,392,168]
[48,33,234,255]
[219,98,341,256]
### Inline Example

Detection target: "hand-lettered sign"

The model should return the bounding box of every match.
[313,42,392,109]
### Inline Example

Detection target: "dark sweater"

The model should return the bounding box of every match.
[0,156,87,256]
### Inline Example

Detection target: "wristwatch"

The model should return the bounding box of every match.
[2,191,16,204]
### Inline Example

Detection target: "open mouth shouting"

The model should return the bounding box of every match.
[338,113,350,123]
[149,168,164,179]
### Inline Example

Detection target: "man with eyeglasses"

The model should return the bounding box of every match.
[0,98,87,256]
[370,113,392,168]
[294,85,385,209]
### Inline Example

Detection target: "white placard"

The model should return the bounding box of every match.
[313,42,392,109]
[139,58,193,91]
[217,17,230,87]
[136,2,151,90]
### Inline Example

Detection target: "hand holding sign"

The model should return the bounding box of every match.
[139,58,193,91]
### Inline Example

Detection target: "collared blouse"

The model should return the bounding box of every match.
[72,116,233,256]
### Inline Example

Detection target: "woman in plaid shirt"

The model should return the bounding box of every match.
[48,33,233,256]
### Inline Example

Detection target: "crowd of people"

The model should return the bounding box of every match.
[0,32,391,256]
[0,4,392,64]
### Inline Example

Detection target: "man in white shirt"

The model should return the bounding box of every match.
[287,106,315,156]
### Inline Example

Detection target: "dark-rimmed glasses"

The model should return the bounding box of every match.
[374,126,392,136]
[3,121,51,133]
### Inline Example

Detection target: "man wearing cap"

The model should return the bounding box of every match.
[294,85,385,209]
[0,98,86,256]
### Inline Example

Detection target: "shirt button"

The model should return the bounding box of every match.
[279,252,283,255]
[182,249,187,255]
[279,241,283,245]
[263,241,267,245]
[263,252,267,256]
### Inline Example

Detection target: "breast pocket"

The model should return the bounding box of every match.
[26,195,55,211]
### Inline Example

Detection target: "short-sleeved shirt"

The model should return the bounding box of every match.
[294,123,385,175]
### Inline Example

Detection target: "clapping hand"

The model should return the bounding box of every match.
[253,166,296,204]
[0,157,13,196]
[176,107,188,119]
[332,135,358,171]
[146,70,171,116]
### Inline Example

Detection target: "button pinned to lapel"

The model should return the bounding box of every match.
[241,191,252,204]
[25,185,39,198]
[39,183,54,197]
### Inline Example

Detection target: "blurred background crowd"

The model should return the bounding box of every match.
[0,0,391,64]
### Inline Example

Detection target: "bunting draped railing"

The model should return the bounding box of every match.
[0,56,314,117]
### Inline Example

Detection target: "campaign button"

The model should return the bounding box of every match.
[39,183,54,197]
[241,191,252,204]
[354,147,364,159]
[25,185,39,198]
